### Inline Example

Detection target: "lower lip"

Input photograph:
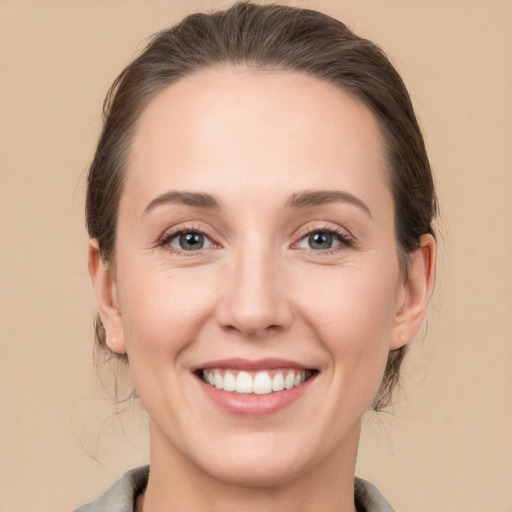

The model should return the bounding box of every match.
[196,375,316,416]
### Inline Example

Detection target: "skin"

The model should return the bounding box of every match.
[89,67,436,512]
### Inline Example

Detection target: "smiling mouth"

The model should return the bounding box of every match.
[198,368,317,395]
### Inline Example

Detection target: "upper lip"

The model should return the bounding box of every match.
[192,358,316,372]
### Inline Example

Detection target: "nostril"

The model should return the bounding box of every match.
[220,321,284,338]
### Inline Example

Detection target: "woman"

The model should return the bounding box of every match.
[78,2,436,511]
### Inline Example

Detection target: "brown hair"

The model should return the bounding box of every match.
[86,1,437,411]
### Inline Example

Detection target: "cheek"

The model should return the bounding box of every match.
[115,259,218,359]
[313,271,398,418]
[296,262,399,371]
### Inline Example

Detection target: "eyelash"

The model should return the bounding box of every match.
[158,224,218,256]
[157,224,355,256]
[294,225,355,255]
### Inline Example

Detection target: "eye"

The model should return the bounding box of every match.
[166,231,214,251]
[295,228,352,251]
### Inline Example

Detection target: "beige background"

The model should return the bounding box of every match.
[1,1,511,511]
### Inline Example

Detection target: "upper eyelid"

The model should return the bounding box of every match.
[161,220,215,236]
[293,221,354,240]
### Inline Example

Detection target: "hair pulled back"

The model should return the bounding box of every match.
[86,1,437,411]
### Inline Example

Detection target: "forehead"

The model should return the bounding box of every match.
[123,66,391,213]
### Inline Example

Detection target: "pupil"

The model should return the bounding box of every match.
[309,232,332,250]
[180,232,204,250]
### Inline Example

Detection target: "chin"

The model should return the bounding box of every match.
[201,452,312,488]
[187,430,327,488]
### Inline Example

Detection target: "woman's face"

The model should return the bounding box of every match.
[91,67,431,486]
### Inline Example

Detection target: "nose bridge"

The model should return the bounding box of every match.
[217,234,291,337]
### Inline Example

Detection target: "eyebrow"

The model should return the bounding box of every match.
[143,191,221,216]
[286,190,372,217]
[142,188,371,218]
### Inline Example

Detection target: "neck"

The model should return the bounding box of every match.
[141,421,360,512]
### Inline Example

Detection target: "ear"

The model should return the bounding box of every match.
[88,239,127,354]
[390,234,436,350]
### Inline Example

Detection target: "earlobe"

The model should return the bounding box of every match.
[88,239,127,354]
[390,234,436,350]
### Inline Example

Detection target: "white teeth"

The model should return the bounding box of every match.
[202,369,310,395]
[253,371,272,394]
[272,372,285,392]
[284,371,295,390]
[214,369,223,389]
[223,371,236,391]
[235,371,253,393]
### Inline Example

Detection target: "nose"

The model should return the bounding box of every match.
[215,245,293,339]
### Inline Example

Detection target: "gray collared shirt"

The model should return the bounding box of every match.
[75,465,395,512]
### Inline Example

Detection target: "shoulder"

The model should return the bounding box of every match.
[355,477,395,512]
[74,465,149,512]
[73,467,393,512]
